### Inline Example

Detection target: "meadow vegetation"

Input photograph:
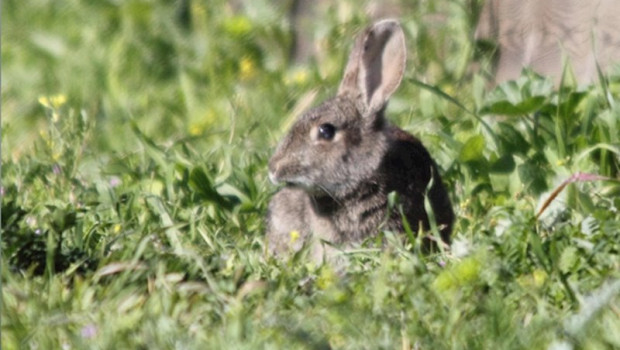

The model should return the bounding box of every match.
[2,0,619,348]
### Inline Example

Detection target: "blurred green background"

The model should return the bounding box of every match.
[2,0,480,158]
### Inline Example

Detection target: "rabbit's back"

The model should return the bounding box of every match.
[380,127,453,243]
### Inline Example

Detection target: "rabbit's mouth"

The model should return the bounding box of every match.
[270,171,336,196]
[284,181,314,191]
[283,180,331,197]
[269,171,310,188]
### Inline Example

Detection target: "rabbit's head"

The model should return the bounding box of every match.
[269,19,406,197]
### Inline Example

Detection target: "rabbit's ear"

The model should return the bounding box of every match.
[338,19,406,116]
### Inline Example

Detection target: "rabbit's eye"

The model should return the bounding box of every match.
[318,123,336,141]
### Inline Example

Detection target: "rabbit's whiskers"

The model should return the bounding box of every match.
[316,184,341,205]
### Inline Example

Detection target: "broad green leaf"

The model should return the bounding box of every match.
[189,167,229,208]
[480,97,546,116]
[559,247,578,274]
[490,154,516,173]
[459,135,485,162]
[497,122,529,154]
[518,161,548,194]
[480,71,553,116]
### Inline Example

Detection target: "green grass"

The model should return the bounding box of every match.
[2,0,620,348]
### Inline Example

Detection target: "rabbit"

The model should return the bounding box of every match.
[266,19,454,261]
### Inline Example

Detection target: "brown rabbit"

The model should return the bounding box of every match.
[266,19,454,261]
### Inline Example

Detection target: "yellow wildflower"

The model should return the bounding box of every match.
[284,67,310,86]
[224,16,252,37]
[517,268,548,289]
[38,94,67,109]
[316,266,336,290]
[188,123,204,136]
[289,230,300,243]
[239,57,256,80]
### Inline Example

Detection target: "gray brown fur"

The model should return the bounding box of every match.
[266,20,454,261]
